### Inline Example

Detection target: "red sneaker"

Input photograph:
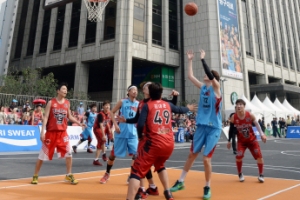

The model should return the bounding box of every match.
[100,172,110,184]
[87,148,93,153]
[146,186,159,196]
[102,153,107,162]
[93,159,102,166]
[135,188,147,200]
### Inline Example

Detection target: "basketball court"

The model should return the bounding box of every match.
[1,138,300,200]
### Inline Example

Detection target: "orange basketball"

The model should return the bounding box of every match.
[185,2,198,16]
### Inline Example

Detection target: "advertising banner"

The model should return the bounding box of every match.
[218,0,243,79]
[286,126,300,138]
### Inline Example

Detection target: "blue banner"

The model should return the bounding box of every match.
[0,125,42,152]
[286,126,300,138]
[218,0,243,79]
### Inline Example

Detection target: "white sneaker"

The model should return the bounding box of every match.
[239,173,245,182]
[258,175,264,183]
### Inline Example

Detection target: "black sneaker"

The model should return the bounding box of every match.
[203,186,211,200]
[163,190,174,200]
[72,145,77,153]
[134,188,147,200]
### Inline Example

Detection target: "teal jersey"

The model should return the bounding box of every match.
[196,85,222,129]
[116,98,139,138]
[86,112,97,128]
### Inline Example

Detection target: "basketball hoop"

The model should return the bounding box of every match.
[83,0,110,22]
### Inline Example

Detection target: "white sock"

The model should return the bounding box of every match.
[206,181,210,187]
[149,184,156,189]
[179,170,188,182]
[140,187,145,192]
[94,159,98,161]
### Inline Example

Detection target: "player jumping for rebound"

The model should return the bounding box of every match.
[99,85,139,184]
[126,83,197,200]
[228,99,267,182]
[170,50,222,200]
[72,104,97,153]
[31,83,85,185]
[92,100,113,166]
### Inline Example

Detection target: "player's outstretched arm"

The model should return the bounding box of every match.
[162,90,179,105]
[40,100,51,142]
[251,113,267,143]
[187,50,203,89]
[168,102,197,114]
[200,49,221,98]
[123,108,140,124]
[137,104,148,140]
[110,100,122,133]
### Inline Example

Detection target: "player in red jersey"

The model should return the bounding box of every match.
[31,83,85,185]
[228,99,267,183]
[92,100,113,166]
[126,83,197,200]
[30,104,43,125]
[119,81,179,199]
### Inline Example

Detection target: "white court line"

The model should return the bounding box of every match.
[257,183,300,200]
[281,151,300,156]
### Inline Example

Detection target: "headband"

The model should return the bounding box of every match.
[143,82,152,89]
[127,85,137,92]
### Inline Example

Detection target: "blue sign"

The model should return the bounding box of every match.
[218,0,243,79]
[252,127,261,141]
[286,126,300,138]
[0,125,42,152]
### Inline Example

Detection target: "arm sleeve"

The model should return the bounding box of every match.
[97,114,103,123]
[162,95,177,105]
[85,112,89,118]
[169,102,189,114]
[228,123,235,142]
[126,109,140,124]
[201,59,214,80]
[137,104,148,139]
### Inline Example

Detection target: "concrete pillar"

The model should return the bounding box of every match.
[45,8,58,67]
[60,3,72,65]
[112,0,134,102]
[162,0,169,64]
[146,0,152,60]
[94,4,105,59]
[32,0,45,68]
[256,74,267,84]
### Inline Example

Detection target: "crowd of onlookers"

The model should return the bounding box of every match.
[171,112,197,142]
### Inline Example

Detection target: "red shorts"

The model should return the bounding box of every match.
[94,130,106,149]
[38,131,72,161]
[236,140,262,160]
[131,138,174,179]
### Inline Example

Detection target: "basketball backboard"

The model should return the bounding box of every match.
[43,0,75,10]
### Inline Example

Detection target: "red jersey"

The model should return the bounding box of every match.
[94,111,112,133]
[233,111,256,143]
[46,98,69,131]
[145,100,173,142]
[32,111,43,125]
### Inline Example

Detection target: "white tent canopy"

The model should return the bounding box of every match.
[273,98,294,115]
[251,95,275,115]
[282,99,300,116]
[262,96,286,118]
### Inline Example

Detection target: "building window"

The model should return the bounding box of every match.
[39,9,52,53]
[133,0,145,41]
[85,15,97,43]
[26,0,40,56]
[53,5,66,51]
[253,0,263,60]
[261,1,271,63]
[104,0,117,40]
[169,0,178,50]
[283,1,294,70]
[276,0,287,68]
[14,0,29,58]
[241,0,252,56]
[270,1,278,65]
[68,0,81,48]
[152,0,162,46]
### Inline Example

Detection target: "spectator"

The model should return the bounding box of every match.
[23,100,31,110]
[22,106,31,125]
[77,102,84,116]
[286,116,291,127]
[279,118,286,137]
[10,99,18,110]
[0,106,7,124]
[187,123,196,141]
[7,107,18,125]
[291,117,296,126]
[30,104,43,125]
[271,117,281,138]
[296,118,300,126]
[261,117,266,132]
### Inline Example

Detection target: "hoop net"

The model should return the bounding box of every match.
[83,0,110,22]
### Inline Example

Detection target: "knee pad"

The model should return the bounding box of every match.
[109,155,115,161]
[146,170,153,180]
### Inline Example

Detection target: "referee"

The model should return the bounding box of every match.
[227,111,237,155]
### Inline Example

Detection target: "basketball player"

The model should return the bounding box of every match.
[99,85,139,184]
[31,104,43,125]
[170,50,222,200]
[228,99,267,182]
[31,83,85,185]
[72,104,98,153]
[119,82,179,198]
[92,100,113,166]
[126,83,197,200]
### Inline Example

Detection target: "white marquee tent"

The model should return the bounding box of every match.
[262,96,286,118]
[282,99,300,116]
[273,98,294,115]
